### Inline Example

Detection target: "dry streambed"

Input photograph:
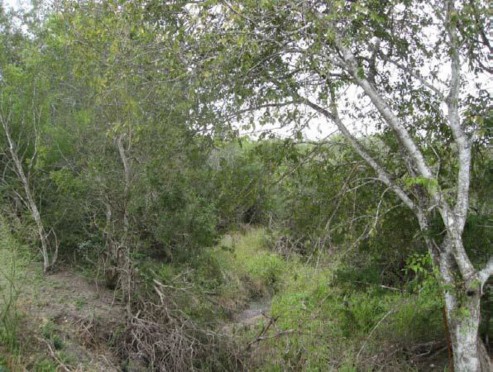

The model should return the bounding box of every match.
[234,298,272,327]
[11,267,273,371]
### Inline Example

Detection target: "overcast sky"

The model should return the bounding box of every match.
[3,0,27,10]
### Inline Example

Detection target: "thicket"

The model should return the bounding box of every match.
[0,1,491,371]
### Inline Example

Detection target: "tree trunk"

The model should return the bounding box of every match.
[440,239,492,372]
[1,116,57,273]
[445,291,491,371]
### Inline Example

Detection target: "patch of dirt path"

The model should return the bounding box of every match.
[221,297,272,335]
[16,268,126,371]
[234,298,271,327]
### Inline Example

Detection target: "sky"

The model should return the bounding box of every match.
[3,0,30,10]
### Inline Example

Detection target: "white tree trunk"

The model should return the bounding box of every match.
[446,288,491,371]
[440,238,492,372]
[1,116,57,273]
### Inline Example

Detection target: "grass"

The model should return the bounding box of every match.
[0,216,34,371]
[213,228,287,297]
[0,224,449,371]
[0,217,30,353]
[74,298,87,310]
[147,227,290,321]
[181,228,345,369]
[194,228,447,371]
[0,216,125,371]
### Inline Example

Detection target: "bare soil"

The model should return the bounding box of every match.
[233,298,271,327]
[15,268,126,371]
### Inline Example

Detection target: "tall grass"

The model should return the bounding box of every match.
[138,228,446,370]
[210,229,446,370]
[0,215,29,353]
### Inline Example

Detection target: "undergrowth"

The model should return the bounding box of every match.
[0,215,30,369]
[196,228,448,371]
[0,226,449,371]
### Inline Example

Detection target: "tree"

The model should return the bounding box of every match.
[14,0,224,268]
[0,8,59,272]
[0,115,58,273]
[192,0,493,370]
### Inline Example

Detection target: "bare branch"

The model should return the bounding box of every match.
[335,42,435,182]
[223,101,298,121]
[445,0,472,233]
[0,112,56,272]
[300,90,418,214]
[378,54,446,101]
[116,134,131,240]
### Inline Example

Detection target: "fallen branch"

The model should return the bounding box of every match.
[36,336,73,372]
[245,314,280,350]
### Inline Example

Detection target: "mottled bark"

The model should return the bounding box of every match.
[440,238,492,371]
[1,115,57,273]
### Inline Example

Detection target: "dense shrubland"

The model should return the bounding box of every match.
[0,1,492,371]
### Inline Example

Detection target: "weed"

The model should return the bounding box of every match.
[41,321,55,340]
[34,359,57,372]
[75,298,86,310]
[0,356,8,372]
[53,335,64,350]
[40,320,64,350]
[0,216,30,353]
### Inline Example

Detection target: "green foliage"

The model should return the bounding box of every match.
[245,254,284,293]
[404,253,441,295]
[217,229,286,295]
[0,215,29,352]
[191,251,225,291]
[137,183,219,257]
[235,238,445,370]
[463,212,493,267]
[33,359,57,372]
[403,176,439,194]
[383,295,443,345]
[207,140,278,229]
[39,320,65,355]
